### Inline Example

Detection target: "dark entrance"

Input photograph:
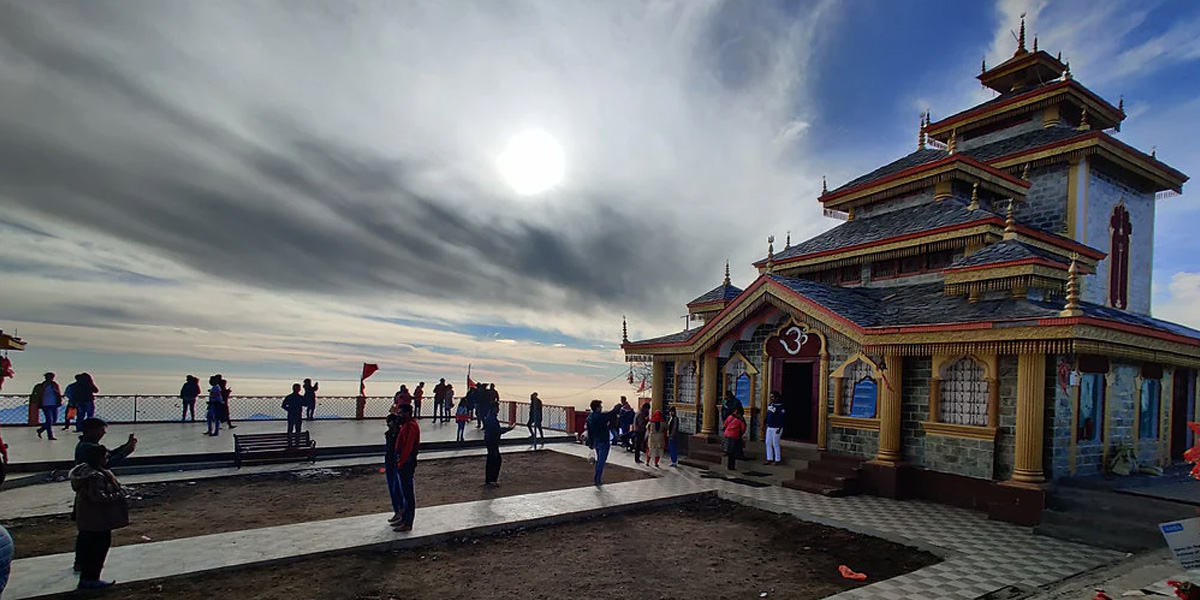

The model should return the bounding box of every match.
[780,360,816,443]
[1170,368,1195,461]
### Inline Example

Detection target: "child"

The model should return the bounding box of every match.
[454,399,471,442]
[70,443,129,590]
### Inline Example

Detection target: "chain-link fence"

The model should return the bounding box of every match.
[0,394,575,431]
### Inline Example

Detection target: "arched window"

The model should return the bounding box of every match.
[842,360,875,416]
[675,361,697,404]
[1109,204,1131,310]
[941,358,989,426]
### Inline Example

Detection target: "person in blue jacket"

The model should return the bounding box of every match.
[763,391,786,465]
[585,399,622,486]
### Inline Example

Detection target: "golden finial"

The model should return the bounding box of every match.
[821,175,827,194]
[766,236,775,273]
[1063,61,1072,80]
[846,206,856,221]
[918,111,927,150]
[968,182,980,211]
[1077,106,1090,131]
[723,260,731,286]
[1033,35,1038,52]
[622,316,629,344]
[981,57,987,74]
[947,129,957,154]
[1150,146,1157,159]
[1021,162,1030,180]
[1059,253,1083,317]
[1003,199,1017,238]
[1017,13,1027,53]
[1118,95,1124,114]
[785,231,791,249]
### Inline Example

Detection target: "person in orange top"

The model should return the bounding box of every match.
[412,382,425,418]
[722,406,747,471]
[391,404,420,532]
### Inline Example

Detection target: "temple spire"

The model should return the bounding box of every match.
[1059,254,1084,317]
[785,231,791,249]
[622,316,628,344]
[1016,13,1027,54]
[765,236,775,273]
[1033,35,1038,52]
[968,182,980,211]
[821,175,828,194]
[981,56,987,74]
[1003,199,1017,239]
[1077,107,1090,131]
[918,111,927,150]
[723,260,731,286]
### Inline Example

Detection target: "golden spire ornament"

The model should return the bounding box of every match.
[1033,35,1038,52]
[918,111,927,150]
[1118,96,1124,114]
[821,175,828,194]
[947,129,957,154]
[1003,199,1017,239]
[622,316,629,344]
[1059,254,1084,317]
[723,260,731,286]
[1077,106,1090,131]
[785,231,791,249]
[981,57,987,74]
[1017,14,1027,53]
[1021,162,1030,180]
[765,236,775,273]
[968,182,980,211]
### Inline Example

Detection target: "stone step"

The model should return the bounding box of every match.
[790,468,854,489]
[1035,509,1167,552]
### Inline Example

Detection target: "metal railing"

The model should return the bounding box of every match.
[0,394,576,432]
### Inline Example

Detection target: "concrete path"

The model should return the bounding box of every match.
[0,445,541,520]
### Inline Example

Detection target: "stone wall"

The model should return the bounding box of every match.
[994,356,1019,480]
[1045,355,1073,479]
[662,361,675,403]
[855,189,935,218]
[1082,164,1156,315]
[924,435,995,479]
[829,426,879,458]
[1012,164,1069,235]
[1067,359,1141,477]
[900,356,931,466]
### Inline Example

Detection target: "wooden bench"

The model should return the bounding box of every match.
[233,432,317,468]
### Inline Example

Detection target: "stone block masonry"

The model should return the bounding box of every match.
[901,357,931,467]
[994,356,1019,480]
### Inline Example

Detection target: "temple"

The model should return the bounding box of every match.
[622,23,1198,525]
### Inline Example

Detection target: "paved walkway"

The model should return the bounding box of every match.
[4,418,543,466]
[3,443,1135,600]
[0,445,538,520]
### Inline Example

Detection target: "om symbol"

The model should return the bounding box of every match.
[779,325,809,355]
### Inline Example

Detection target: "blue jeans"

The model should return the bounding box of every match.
[456,420,466,440]
[668,437,678,465]
[207,404,221,434]
[593,441,610,485]
[0,524,12,595]
[38,406,59,436]
[385,461,402,514]
[397,458,416,526]
[75,402,95,429]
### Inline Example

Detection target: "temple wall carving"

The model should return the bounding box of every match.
[1083,166,1155,315]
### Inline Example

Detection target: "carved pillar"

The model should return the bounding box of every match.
[876,354,904,465]
[928,377,942,422]
[701,353,719,435]
[987,377,1000,427]
[1012,353,1047,484]
[832,377,845,416]
[651,360,666,414]
[818,351,830,450]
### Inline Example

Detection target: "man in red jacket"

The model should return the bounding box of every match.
[392,404,420,532]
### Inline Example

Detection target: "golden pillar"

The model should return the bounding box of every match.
[1012,353,1047,484]
[928,376,942,422]
[817,351,830,450]
[651,361,666,414]
[701,353,719,435]
[875,354,904,465]
[831,377,844,416]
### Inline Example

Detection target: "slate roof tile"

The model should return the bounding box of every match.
[688,283,743,306]
[948,240,1068,269]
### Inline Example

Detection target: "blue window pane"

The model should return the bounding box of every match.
[1139,379,1160,439]
[1077,373,1104,442]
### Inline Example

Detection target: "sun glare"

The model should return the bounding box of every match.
[497,129,565,195]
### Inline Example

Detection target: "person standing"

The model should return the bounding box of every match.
[31,372,62,440]
[432,379,447,422]
[723,406,747,471]
[441,383,455,424]
[392,385,412,411]
[70,443,128,590]
[69,373,98,430]
[721,390,742,423]
[618,399,634,449]
[666,406,681,467]
[646,410,666,468]
[383,411,403,525]
[303,378,319,421]
[585,400,621,485]
[282,383,305,440]
[482,399,514,487]
[179,375,200,423]
[75,419,137,469]
[412,382,425,418]
[526,392,544,448]
[632,403,650,464]
[763,391,786,465]
[219,376,236,429]
[391,404,420,532]
[474,383,489,429]
[454,396,471,442]
[0,523,11,596]
[62,375,79,432]
[206,375,224,437]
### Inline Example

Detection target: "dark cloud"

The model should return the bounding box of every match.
[0,1,712,315]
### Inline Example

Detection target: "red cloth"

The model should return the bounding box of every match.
[394,419,420,467]
[723,415,746,439]
[838,565,867,581]
[393,391,412,406]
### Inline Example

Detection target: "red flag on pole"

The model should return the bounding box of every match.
[360,363,379,396]
[466,364,476,389]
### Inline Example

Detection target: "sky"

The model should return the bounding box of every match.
[1,0,1199,406]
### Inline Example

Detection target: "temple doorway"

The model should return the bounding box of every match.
[779,360,818,443]
[1170,368,1196,461]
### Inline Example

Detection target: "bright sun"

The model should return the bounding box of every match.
[497,129,565,195]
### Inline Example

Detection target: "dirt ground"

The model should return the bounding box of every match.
[5,450,646,559]
[59,496,939,600]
